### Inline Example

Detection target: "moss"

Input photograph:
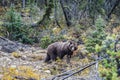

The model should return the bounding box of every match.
[1,66,40,80]
[11,52,21,58]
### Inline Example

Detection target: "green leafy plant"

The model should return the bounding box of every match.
[40,34,65,49]
[98,35,120,80]
[40,35,52,49]
[2,66,40,80]
[84,16,120,79]
[85,16,106,53]
[4,5,34,44]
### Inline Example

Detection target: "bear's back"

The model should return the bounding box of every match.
[47,42,66,50]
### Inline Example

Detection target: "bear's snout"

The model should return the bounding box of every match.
[71,47,75,51]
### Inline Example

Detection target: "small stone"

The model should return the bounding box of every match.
[21,55,27,60]
[10,65,17,68]
[44,70,51,74]
[0,74,3,79]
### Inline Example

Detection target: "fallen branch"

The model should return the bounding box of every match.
[61,61,97,80]
[52,57,107,80]
[52,64,84,80]
[61,57,106,80]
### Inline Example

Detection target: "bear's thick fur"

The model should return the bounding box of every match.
[44,40,78,63]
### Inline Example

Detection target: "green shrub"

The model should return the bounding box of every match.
[3,5,34,44]
[85,16,106,53]
[98,35,120,80]
[40,35,52,49]
[40,34,65,49]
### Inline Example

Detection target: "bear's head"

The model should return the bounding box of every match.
[67,40,78,52]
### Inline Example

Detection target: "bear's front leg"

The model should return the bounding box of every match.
[66,55,71,63]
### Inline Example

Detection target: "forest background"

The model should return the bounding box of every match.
[0,0,120,80]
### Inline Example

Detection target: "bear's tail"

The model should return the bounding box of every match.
[44,54,51,62]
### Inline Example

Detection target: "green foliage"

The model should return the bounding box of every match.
[88,0,105,19]
[95,44,101,52]
[85,16,106,53]
[2,66,40,80]
[98,35,120,80]
[100,35,115,53]
[4,6,34,44]
[40,34,65,49]
[99,64,118,80]
[40,35,52,49]
[51,34,65,42]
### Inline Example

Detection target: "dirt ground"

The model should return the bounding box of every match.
[0,37,101,80]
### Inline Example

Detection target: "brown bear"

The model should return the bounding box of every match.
[44,40,78,63]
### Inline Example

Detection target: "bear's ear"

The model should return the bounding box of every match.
[66,40,71,46]
[67,40,72,44]
[67,41,71,46]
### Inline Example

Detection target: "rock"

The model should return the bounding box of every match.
[44,70,51,74]
[0,51,9,56]
[10,65,17,68]
[0,74,3,79]
[1,45,17,53]
[0,46,2,50]
[0,37,32,53]
[0,57,11,67]
[21,55,27,60]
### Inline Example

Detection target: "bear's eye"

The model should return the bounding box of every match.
[74,47,77,50]
[68,42,72,46]
[69,42,72,44]
[69,40,73,44]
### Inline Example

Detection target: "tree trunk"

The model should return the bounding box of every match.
[22,0,25,8]
[104,0,120,18]
[37,0,54,27]
[54,0,61,28]
[60,0,72,27]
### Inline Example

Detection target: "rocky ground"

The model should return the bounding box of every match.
[0,36,101,80]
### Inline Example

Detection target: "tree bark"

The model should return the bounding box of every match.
[60,0,72,27]
[54,0,61,28]
[37,0,54,26]
[22,0,25,8]
[104,0,120,18]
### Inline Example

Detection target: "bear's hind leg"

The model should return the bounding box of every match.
[50,54,57,61]
[44,54,51,63]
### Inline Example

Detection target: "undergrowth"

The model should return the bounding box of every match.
[1,66,40,80]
